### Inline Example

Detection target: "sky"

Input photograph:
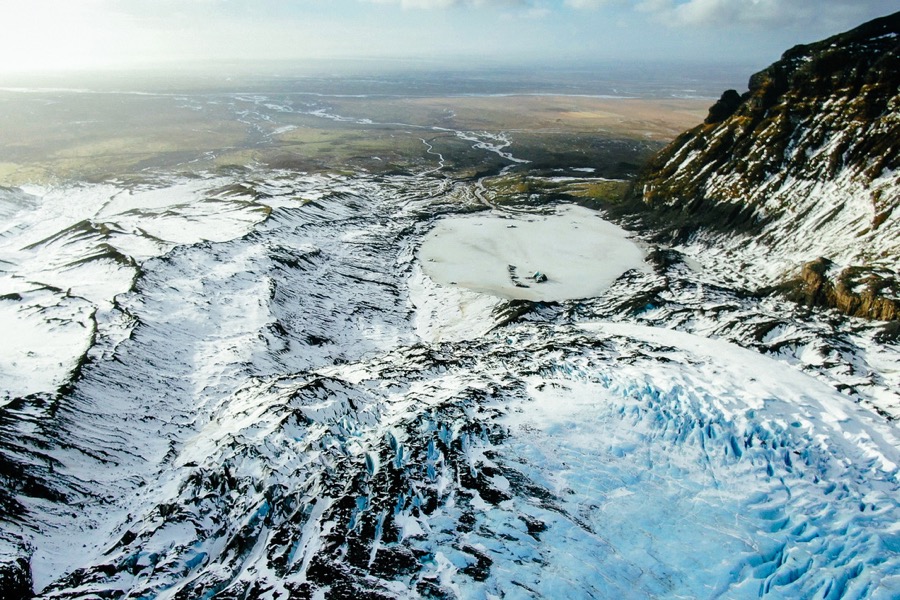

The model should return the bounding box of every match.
[0,0,894,74]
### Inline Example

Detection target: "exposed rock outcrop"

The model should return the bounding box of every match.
[777,257,899,321]
[630,11,900,319]
[0,555,32,600]
[704,89,742,124]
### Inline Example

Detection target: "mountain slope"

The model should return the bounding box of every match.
[632,11,900,320]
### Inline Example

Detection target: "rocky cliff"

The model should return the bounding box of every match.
[632,11,900,320]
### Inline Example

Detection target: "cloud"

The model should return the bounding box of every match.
[1,0,893,73]
[366,0,458,6]
[635,0,891,28]
[365,0,531,7]
[564,0,617,8]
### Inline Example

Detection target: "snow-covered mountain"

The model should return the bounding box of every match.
[632,11,899,320]
[1,15,899,600]
[0,168,897,599]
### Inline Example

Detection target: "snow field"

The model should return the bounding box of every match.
[419,205,648,302]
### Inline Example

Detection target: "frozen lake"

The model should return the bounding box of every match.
[419,205,647,301]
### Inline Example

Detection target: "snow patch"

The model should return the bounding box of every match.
[419,205,648,301]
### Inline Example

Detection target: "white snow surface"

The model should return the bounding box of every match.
[0,169,897,599]
[0,178,268,403]
[419,205,647,301]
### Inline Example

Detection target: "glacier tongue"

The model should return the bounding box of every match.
[0,171,897,598]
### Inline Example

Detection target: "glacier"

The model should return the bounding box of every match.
[0,167,897,598]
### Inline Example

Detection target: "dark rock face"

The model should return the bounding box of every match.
[630,11,900,319]
[704,89,742,124]
[0,556,33,600]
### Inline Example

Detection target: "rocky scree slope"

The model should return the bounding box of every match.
[630,11,900,320]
